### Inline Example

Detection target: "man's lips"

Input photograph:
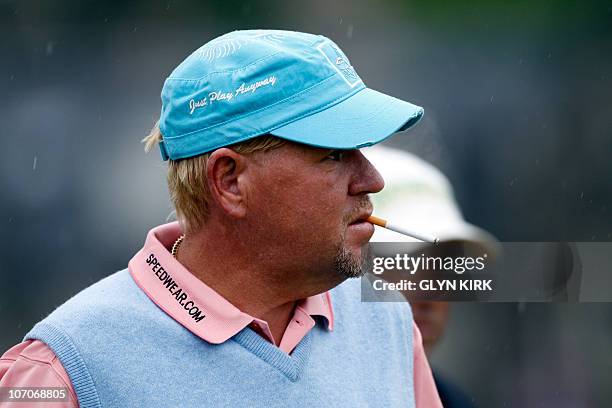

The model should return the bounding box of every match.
[347,213,375,239]
[348,210,373,225]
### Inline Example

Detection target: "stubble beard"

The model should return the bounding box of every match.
[333,241,372,279]
[332,196,375,279]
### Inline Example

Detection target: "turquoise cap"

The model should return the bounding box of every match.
[158,29,423,160]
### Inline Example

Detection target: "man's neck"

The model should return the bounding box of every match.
[175,224,341,345]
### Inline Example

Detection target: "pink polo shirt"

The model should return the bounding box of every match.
[0,222,442,407]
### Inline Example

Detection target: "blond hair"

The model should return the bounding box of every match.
[142,122,285,235]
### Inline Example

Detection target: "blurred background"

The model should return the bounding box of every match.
[1,0,610,406]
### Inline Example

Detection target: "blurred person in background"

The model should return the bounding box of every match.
[0,30,442,407]
[366,145,499,408]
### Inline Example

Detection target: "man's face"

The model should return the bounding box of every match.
[244,142,384,283]
[411,301,450,354]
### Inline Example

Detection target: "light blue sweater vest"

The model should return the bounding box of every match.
[25,269,415,407]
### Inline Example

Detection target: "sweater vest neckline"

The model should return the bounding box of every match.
[232,326,313,382]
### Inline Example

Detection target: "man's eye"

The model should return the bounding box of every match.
[326,150,344,161]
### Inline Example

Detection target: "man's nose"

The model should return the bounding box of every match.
[348,150,385,196]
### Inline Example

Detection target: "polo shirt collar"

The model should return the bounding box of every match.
[128,222,334,345]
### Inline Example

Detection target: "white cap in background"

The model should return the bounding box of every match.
[363,145,499,256]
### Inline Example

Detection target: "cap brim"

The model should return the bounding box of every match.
[435,223,501,260]
[269,88,423,149]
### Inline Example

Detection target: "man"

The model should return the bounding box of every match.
[366,145,500,408]
[0,30,441,407]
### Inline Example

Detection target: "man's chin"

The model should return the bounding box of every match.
[350,243,369,262]
[333,243,372,279]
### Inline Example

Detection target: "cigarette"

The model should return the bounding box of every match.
[367,215,439,244]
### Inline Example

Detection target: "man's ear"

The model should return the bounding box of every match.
[206,148,247,218]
